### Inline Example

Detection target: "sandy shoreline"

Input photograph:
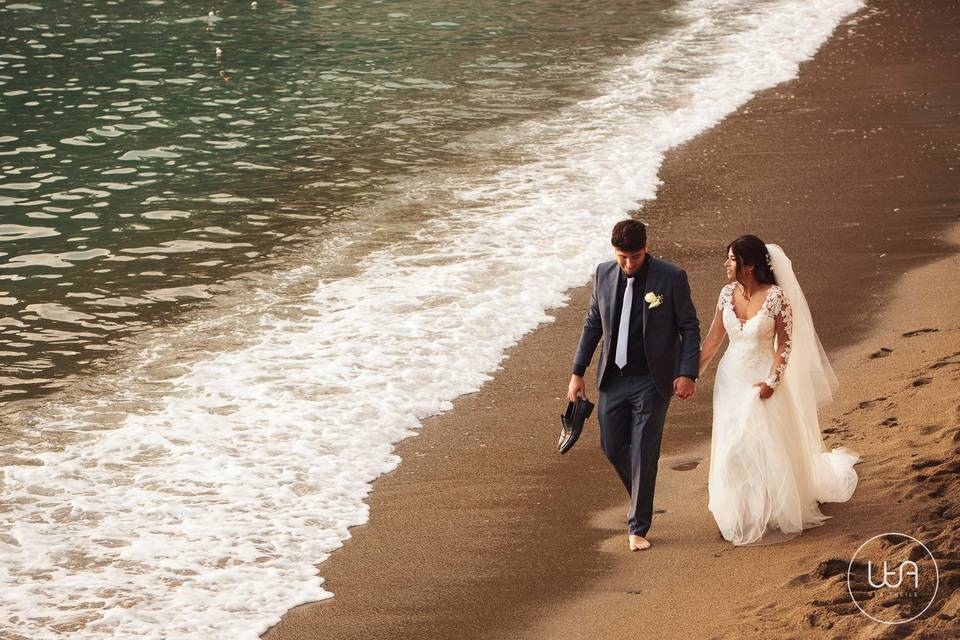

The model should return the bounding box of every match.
[263,0,959,638]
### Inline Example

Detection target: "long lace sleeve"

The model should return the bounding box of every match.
[764,287,793,388]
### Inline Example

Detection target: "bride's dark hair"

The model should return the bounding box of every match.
[728,235,777,285]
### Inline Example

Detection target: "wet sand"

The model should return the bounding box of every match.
[263,0,959,637]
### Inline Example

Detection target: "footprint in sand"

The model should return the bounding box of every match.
[810,558,848,580]
[912,377,932,387]
[852,396,888,411]
[930,351,960,369]
[823,425,850,433]
[870,347,894,358]
[670,458,701,471]
[910,457,941,471]
[903,327,939,337]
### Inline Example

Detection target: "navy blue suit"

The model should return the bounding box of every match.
[572,256,700,536]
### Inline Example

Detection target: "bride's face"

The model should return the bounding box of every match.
[724,250,737,281]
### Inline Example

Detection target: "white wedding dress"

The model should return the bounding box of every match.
[708,247,859,546]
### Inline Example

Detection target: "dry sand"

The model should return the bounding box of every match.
[263,0,959,637]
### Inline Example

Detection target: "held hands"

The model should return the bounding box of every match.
[573,375,697,400]
[568,375,588,402]
[673,376,696,400]
[753,381,774,399]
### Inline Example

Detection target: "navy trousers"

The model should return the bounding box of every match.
[597,373,671,537]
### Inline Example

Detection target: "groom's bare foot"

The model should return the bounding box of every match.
[629,535,651,551]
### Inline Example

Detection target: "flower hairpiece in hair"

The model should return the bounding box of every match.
[765,253,774,270]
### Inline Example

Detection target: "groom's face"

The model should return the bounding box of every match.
[614,245,648,276]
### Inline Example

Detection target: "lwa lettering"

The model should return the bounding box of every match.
[868,560,920,595]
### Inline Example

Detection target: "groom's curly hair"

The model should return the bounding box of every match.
[611,219,647,252]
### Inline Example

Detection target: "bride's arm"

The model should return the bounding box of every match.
[761,289,794,392]
[698,306,727,376]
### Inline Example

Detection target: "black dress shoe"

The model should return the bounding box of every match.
[558,397,594,454]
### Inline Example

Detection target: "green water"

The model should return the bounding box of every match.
[0,0,679,398]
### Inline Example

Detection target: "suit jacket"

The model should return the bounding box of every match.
[573,257,701,399]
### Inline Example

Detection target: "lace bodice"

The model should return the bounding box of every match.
[716,283,793,388]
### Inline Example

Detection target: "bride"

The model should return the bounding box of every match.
[698,235,859,546]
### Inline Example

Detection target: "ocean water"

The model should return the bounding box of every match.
[1,0,862,637]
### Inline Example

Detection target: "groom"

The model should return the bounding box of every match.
[568,219,700,551]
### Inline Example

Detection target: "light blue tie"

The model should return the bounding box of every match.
[615,277,634,369]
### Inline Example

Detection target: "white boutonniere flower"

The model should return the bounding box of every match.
[644,291,664,309]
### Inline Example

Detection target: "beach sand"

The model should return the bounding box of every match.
[263,0,959,637]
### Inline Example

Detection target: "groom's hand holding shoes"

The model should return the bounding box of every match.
[673,376,696,400]
[568,374,588,402]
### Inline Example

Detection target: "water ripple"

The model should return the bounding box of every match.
[0,0,681,400]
